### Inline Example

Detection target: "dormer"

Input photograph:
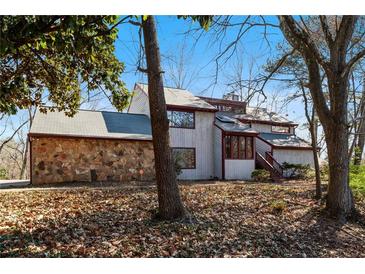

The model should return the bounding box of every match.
[197,96,246,113]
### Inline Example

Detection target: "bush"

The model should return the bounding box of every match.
[251,169,271,182]
[0,168,7,179]
[350,165,365,198]
[282,162,311,179]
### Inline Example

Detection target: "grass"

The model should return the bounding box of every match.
[350,165,365,198]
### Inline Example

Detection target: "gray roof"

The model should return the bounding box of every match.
[136,83,216,111]
[259,132,312,148]
[223,106,296,125]
[215,114,258,134]
[30,109,152,140]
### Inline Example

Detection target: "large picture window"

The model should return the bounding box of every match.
[271,125,290,133]
[224,135,254,159]
[172,148,196,169]
[167,110,195,128]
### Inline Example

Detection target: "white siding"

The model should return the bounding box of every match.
[128,88,150,116]
[251,123,271,133]
[251,123,295,134]
[170,111,215,180]
[225,159,255,180]
[273,149,314,167]
[256,137,272,156]
[213,126,222,179]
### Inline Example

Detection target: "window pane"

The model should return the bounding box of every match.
[239,136,246,159]
[246,137,253,159]
[225,136,231,159]
[231,136,238,159]
[168,111,194,128]
[172,148,195,169]
[272,125,290,133]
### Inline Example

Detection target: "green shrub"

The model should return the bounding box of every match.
[282,162,311,179]
[251,169,271,182]
[0,168,7,179]
[350,165,365,198]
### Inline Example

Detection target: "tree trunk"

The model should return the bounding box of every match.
[310,115,322,200]
[324,79,354,219]
[301,83,322,199]
[142,16,187,220]
[354,82,365,165]
[19,138,29,179]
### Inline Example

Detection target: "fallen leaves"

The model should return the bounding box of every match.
[0,181,364,257]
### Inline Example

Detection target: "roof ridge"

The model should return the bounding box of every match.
[135,82,189,91]
[35,106,150,118]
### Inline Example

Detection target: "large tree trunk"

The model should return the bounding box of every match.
[325,124,354,218]
[324,79,354,218]
[142,16,187,220]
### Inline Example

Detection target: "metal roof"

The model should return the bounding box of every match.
[222,107,296,125]
[136,83,217,111]
[259,132,312,148]
[29,109,152,140]
[215,115,258,134]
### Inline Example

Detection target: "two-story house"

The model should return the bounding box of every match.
[128,83,314,181]
[28,83,314,184]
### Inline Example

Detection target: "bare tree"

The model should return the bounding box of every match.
[141,16,188,220]
[300,83,322,199]
[225,51,260,103]
[276,15,365,219]
[164,39,199,90]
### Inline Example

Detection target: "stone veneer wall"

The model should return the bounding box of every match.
[30,137,155,184]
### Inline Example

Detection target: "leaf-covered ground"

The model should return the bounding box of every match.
[0,181,364,257]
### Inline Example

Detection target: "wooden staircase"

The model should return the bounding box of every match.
[255,152,284,182]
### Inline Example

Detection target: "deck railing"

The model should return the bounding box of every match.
[265,152,284,177]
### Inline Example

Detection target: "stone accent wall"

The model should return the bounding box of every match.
[30,137,155,184]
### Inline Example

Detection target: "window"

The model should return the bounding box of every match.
[224,135,254,159]
[172,148,196,169]
[167,110,195,128]
[271,125,290,133]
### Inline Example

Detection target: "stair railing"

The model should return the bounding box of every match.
[265,152,284,177]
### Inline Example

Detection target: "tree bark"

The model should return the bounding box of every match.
[311,117,322,200]
[354,81,365,165]
[19,139,29,179]
[325,121,354,218]
[324,78,354,219]
[141,16,187,220]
